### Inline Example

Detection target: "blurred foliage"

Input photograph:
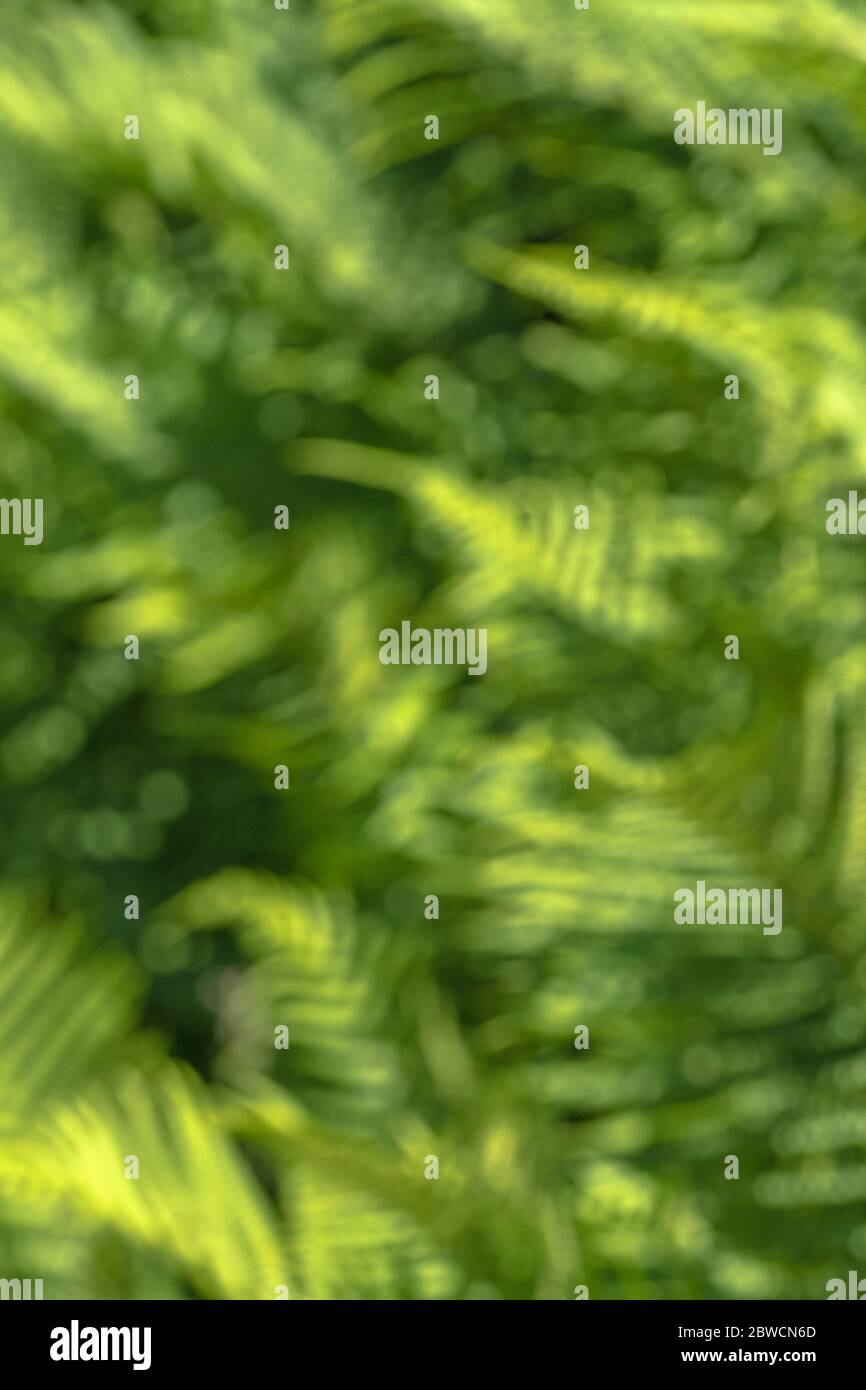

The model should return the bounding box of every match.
[1,0,866,1300]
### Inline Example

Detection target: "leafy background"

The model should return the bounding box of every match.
[0,0,865,1300]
